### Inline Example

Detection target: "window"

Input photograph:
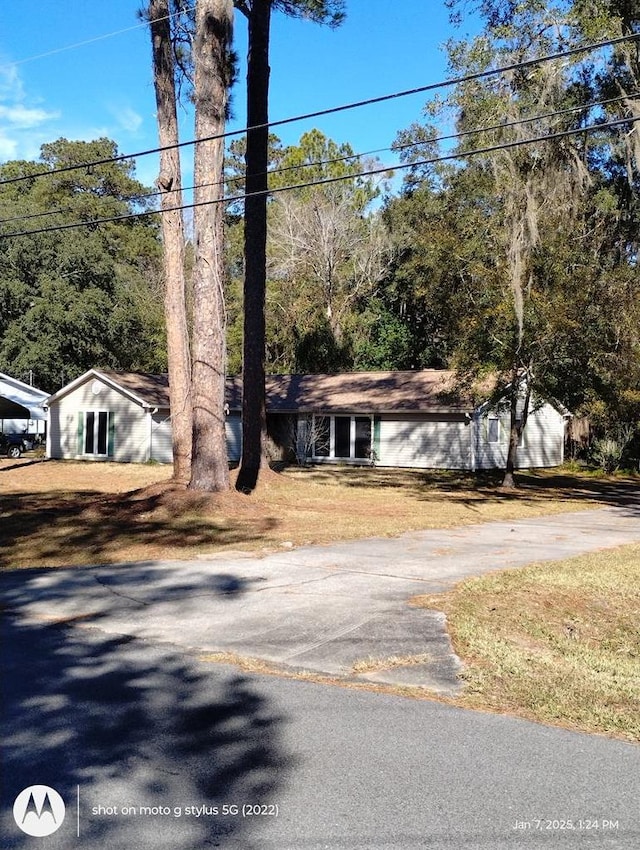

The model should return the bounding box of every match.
[313,416,330,457]
[354,417,372,459]
[80,411,113,457]
[335,416,351,458]
[311,415,373,461]
[487,417,500,444]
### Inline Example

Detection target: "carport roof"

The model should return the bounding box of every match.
[0,372,48,420]
[0,397,33,418]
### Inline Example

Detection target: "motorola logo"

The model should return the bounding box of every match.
[13,785,66,837]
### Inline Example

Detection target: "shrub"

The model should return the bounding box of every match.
[590,424,636,473]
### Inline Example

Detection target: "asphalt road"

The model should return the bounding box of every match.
[2,610,638,850]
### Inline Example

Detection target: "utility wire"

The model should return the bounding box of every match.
[0,30,638,190]
[1,5,196,68]
[1,112,637,240]
[0,91,632,228]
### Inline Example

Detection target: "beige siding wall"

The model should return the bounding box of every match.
[150,412,173,463]
[48,378,150,462]
[474,413,508,470]
[475,402,565,470]
[148,413,241,463]
[517,404,565,467]
[378,413,472,469]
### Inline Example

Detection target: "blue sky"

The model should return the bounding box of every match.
[0,1,479,190]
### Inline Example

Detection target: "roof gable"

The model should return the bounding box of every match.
[46,369,171,409]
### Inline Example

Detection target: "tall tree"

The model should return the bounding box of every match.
[268,130,390,349]
[234,0,271,494]
[0,139,164,391]
[384,0,640,475]
[147,0,193,484]
[432,0,593,485]
[233,0,345,494]
[189,0,235,491]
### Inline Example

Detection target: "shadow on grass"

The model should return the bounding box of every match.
[0,456,46,472]
[513,469,640,516]
[283,464,640,512]
[0,487,279,570]
[1,610,292,849]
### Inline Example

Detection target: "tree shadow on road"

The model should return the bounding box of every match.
[1,611,293,849]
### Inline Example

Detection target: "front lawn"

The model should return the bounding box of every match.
[414,544,640,741]
[0,459,635,569]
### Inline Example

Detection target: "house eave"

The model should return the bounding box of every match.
[46,369,164,410]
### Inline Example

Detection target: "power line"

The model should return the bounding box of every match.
[0,29,638,190]
[0,5,196,68]
[0,91,631,228]
[2,113,636,240]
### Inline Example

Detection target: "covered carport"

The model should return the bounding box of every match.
[0,372,48,438]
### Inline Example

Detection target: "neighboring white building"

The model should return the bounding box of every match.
[46,368,569,470]
[0,372,48,437]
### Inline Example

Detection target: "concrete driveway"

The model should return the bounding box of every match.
[3,501,640,695]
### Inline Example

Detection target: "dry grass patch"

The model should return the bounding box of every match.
[0,459,634,569]
[413,545,640,741]
[351,653,432,674]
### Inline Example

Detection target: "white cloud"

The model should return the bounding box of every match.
[105,102,145,136]
[0,132,17,160]
[0,63,23,100]
[0,103,59,129]
[0,60,58,161]
[116,106,143,134]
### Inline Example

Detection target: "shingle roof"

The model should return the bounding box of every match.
[96,369,469,414]
[98,370,171,408]
[262,371,468,413]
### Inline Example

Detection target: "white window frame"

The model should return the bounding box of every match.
[311,414,373,461]
[82,410,111,457]
[486,415,500,444]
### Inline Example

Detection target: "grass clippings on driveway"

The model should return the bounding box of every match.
[0,458,637,569]
[414,544,640,742]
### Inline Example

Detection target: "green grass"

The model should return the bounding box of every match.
[414,544,640,741]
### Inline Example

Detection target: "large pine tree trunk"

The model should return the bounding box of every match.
[148,0,192,483]
[236,0,271,494]
[189,0,233,491]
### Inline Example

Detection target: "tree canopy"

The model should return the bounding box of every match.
[381,0,640,466]
[0,138,165,392]
[2,0,639,478]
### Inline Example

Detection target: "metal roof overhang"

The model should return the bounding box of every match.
[0,396,46,420]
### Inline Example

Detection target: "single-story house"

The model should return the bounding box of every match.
[0,372,48,437]
[45,368,570,470]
